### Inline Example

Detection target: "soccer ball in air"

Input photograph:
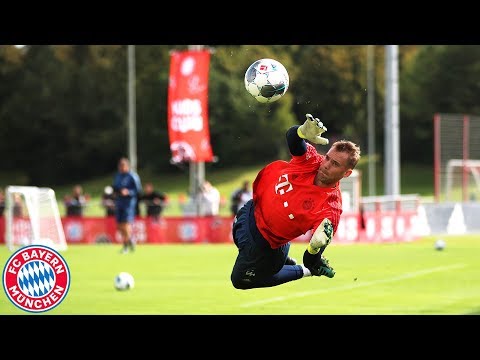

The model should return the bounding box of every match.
[114,272,135,291]
[244,58,289,103]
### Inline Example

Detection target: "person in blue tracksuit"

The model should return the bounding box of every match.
[112,157,142,253]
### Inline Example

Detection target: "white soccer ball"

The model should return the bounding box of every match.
[244,58,289,103]
[434,239,446,251]
[114,272,135,291]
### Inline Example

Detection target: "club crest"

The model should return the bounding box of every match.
[3,245,70,313]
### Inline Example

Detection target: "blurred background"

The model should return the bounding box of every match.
[0,45,452,188]
[1,45,478,212]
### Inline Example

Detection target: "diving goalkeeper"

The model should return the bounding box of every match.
[230,114,361,289]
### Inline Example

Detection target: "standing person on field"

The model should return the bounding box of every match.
[139,182,168,221]
[230,180,253,216]
[197,181,221,216]
[64,184,89,217]
[230,114,361,290]
[112,157,142,254]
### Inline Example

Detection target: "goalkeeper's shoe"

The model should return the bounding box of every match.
[309,218,334,253]
[309,256,335,278]
[285,256,297,266]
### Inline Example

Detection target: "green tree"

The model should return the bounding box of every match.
[400,45,480,164]
[208,45,296,167]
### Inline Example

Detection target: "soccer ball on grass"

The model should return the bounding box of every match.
[244,58,289,103]
[434,239,446,251]
[114,272,135,291]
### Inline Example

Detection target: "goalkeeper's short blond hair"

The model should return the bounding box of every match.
[331,140,361,169]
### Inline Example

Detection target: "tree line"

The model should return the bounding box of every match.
[1,45,478,186]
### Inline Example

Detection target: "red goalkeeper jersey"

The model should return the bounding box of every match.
[253,143,343,249]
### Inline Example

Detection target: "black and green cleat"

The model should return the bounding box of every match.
[309,256,335,278]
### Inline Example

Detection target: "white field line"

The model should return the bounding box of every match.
[241,264,466,308]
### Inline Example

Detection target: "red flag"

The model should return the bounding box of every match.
[167,50,214,163]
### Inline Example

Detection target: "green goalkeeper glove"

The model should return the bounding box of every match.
[297,113,329,145]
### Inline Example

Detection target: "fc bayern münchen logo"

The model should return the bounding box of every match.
[3,245,71,313]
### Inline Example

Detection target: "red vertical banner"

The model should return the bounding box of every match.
[168,50,213,163]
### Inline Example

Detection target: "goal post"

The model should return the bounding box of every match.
[445,159,480,202]
[434,113,480,202]
[4,186,67,252]
[340,169,361,213]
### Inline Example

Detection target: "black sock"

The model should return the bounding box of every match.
[303,250,320,269]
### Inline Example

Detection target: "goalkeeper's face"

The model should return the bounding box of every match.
[316,149,353,186]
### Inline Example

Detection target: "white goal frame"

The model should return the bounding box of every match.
[434,113,480,202]
[5,185,67,252]
[340,169,361,213]
[445,159,480,201]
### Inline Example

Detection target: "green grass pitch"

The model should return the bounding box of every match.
[1,235,479,315]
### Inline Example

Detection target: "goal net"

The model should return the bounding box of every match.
[445,159,480,202]
[434,113,480,202]
[4,186,67,252]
